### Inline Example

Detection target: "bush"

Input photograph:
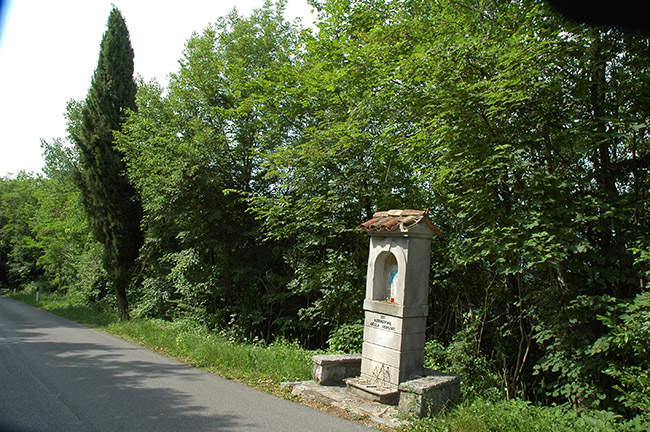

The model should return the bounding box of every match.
[595,292,650,420]
[424,322,502,399]
[327,320,364,353]
[130,276,176,320]
[406,398,628,432]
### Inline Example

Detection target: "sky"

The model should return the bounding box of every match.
[0,0,316,177]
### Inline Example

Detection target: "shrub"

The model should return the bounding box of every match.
[424,321,503,399]
[406,398,627,432]
[595,292,650,420]
[327,320,364,353]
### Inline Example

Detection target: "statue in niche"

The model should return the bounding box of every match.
[382,253,398,302]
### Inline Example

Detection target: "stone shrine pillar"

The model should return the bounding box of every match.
[346,209,440,403]
[294,208,460,421]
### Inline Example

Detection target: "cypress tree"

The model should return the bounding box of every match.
[73,7,142,319]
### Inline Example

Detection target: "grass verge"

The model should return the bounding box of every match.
[7,291,117,327]
[105,318,313,390]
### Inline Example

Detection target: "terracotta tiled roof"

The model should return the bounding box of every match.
[357,209,441,235]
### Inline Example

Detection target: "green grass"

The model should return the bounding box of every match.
[8,291,118,327]
[105,318,313,388]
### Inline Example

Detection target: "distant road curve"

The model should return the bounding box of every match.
[0,296,376,432]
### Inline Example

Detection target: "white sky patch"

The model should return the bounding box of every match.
[0,0,315,176]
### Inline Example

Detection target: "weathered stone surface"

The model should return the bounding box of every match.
[354,211,436,398]
[363,310,427,333]
[344,377,399,405]
[360,343,425,386]
[359,357,399,387]
[398,371,462,417]
[290,380,403,427]
[312,354,361,386]
[363,320,425,351]
[362,300,428,318]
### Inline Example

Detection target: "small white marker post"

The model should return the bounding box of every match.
[36,287,40,303]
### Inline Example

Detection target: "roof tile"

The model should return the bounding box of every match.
[357,209,441,235]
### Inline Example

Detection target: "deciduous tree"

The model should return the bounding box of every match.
[117,1,301,336]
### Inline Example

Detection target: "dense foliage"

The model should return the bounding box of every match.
[1,141,108,303]
[1,0,648,424]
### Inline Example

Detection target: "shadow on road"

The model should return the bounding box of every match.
[0,297,252,432]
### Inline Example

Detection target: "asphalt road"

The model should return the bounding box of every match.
[0,296,376,432]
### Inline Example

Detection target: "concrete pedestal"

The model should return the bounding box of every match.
[288,210,461,424]
[312,354,361,386]
[359,301,428,389]
[398,371,462,416]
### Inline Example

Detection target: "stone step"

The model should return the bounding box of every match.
[344,377,399,405]
[288,380,403,427]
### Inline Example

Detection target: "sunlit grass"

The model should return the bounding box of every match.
[8,291,118,327]
[106,318,313,387]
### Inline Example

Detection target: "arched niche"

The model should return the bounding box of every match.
[372,251,400,302]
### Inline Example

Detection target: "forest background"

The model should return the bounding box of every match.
[1,0,648,427]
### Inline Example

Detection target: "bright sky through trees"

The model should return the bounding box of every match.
[0,0,315,176]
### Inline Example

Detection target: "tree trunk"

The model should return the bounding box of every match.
[114,269,130,320]
[588,29,635,298]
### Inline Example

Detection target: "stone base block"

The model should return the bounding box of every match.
[345,377,399,405]
[398,370,462,417]
[289,380,403,427]
[312,354,361,386]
